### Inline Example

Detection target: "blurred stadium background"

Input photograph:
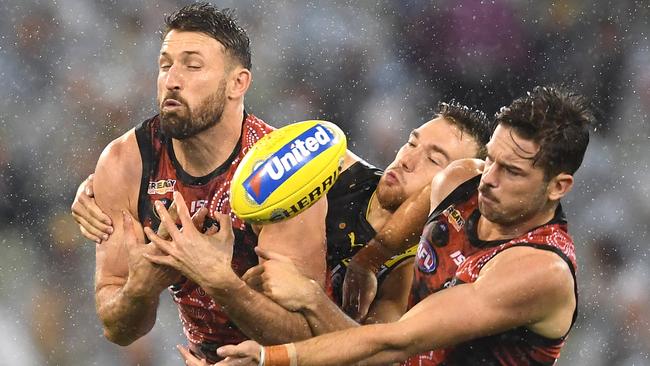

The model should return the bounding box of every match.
[0,0,648,364]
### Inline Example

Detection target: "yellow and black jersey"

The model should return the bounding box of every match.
[326,160,417,306]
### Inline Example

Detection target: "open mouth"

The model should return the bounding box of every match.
[163,99,183,108]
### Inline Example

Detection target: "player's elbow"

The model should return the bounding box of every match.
[97,308,145,346]
[103,327,137,346]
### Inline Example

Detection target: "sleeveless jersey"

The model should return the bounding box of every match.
[326,161,417,306]
[134,113,274,362]
[405,175,578,366]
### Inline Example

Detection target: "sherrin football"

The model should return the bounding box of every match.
[230,120,347,224]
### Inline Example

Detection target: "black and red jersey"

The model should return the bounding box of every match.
[134,113,274,362]
[405,175,578,366]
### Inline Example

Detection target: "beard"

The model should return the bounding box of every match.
[159,80,227,140]
[375,176,407,212]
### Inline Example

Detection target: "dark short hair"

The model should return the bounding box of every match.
[496,86,593,179]
[437,101,494,159]
[162,3,252,70]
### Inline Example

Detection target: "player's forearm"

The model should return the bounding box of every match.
[96,284,159,346]
[205,276,314,344]
[301,288,360,335]
[290,322,410,366]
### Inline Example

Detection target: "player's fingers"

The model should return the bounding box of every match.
[204,223,219,236]
[79,223,103,243]
[356,294,373,322]
[84,198,113,227]
[241,265,264,283]
[155,200,182,241]
[85,173,95,196]
[76,185,113,226]
[142,252,178,270]
[177,345,212,366]
[191,206,209,232]
[76,215,109,242]
[213,212,233,238]
[342,281,360,317]
[217,341,261,360]
[144,226,174,255]
[173,191,193,229]
[168,200,180,223]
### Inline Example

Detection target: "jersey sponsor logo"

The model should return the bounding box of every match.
[449,250,466,266]
[416,240,438,273]
[148,179,176,195]
[244,125,335,204]
[191,199,208,214]
[442,205,465,231]
[268,166,339,222]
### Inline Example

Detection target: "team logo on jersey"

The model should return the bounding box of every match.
[244,125,335,204]
[148,179,176,195]
[416,240,438,273]
[442,205,465,231]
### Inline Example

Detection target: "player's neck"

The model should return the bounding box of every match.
[366,192,392,232]
[477,202,558,241]
[171,104,244,177]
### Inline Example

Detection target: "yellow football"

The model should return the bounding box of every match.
[230,120,347,224]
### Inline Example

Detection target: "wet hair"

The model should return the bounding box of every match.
[436,101,494,159]
[496,86,593,179]
[162,3,252,70]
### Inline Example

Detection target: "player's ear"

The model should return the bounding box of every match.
[228,66,251,99]
[547,172,573,201]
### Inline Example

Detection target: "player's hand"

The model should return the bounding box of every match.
[177,345,215,366]
[342,260,378,322]
[246,247,322,312]
[71,174,114,243]
[214,340,262,366]
[143,191,239,291]
[122,211,181,298]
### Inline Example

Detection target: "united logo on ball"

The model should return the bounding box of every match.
[230,120,347,223]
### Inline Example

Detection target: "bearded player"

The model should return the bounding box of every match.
[82,3,329,363]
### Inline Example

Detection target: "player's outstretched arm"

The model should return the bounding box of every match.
[94,131,180,346]
[216,245,575,366]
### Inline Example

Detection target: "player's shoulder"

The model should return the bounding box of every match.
[479,245,574,300]
[98,128,141,170]
[429,158,483,211]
